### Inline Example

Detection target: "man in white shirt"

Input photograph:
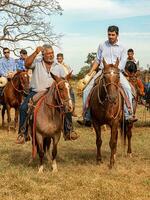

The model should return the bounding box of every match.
[78,25,137,126]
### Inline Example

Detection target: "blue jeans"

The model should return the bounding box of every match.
[83,71,134,121]
[19,89,37,135]
[64,88,75,135]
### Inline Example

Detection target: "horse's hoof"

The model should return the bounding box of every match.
[28,158,33,166]
[127,153,132,158]
[52,168,58,174]
[96,159,103,165]
[108,164,113,169]
[38,165,44,174]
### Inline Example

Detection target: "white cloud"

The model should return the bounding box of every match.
[59,0,150,20]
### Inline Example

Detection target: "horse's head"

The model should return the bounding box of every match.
[50,72,73,113]
[102,58,120,103]
[13,71,30,95]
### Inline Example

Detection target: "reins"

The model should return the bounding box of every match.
[10,73,29,95]
[97,71,121,119]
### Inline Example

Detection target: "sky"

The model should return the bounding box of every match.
[50,0,150,74]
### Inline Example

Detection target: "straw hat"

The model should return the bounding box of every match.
[0,76,8,87]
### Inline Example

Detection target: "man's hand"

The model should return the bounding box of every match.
[35,46,43,54]
[7,71,16,79]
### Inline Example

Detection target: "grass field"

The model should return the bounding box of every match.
[0,83,149,200]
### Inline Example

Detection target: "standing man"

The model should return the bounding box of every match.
[127,48,139,69]
[77,25,137,126]
[0,47,16,78]
[16,44,78,144]
[16,49,28,71]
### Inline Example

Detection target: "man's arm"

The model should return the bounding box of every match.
[25,46,43,69]
[88,44,102,75]
[88,61,100,75]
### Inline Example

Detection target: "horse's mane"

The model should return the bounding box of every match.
[12,70,27,80]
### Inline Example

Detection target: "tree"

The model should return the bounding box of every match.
[85,52,96,65]
[76,52,96,79]
[76,65,90,79]
[0,0,62,54]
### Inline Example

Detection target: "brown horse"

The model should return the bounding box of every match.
[120,62,139,158]
[1,71,29,131]
[89,59,123,168]
[29,72,73,173]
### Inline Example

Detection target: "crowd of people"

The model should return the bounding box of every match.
[0,25,141,144]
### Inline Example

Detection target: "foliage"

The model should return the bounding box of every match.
[76,52,96,79]
[0,0,62,54]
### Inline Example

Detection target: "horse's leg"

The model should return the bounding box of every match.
[120,121,127,155]
[45,138,52,164]
[6,105,11,132]
[126,124,133,157]
[51,133,61,173]
[93,121,102,164]
[109,124,118,168]
[36,132,44,173]
[14,107,19,131]
[2,105,6,128]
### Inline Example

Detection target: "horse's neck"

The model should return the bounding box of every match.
[97,79,106,100]
[11,76,20,90]
[45,84,58,105]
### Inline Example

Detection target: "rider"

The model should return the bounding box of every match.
[16,49,28,71]
[16,44,79,144]
[77,25,138,126]
[0,47,17,78]
[127,48,139,69]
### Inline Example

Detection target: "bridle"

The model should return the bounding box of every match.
[45,80,72,113]
[11,72,29,95]
[97,69,121,119]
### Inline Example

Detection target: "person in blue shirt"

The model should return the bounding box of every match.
[16,49,28,71]
[0,47,16,78]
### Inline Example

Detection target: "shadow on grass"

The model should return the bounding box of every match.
[1,143,111,170]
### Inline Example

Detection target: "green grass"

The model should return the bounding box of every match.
[0,88,149,200]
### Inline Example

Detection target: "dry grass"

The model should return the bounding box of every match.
[0,82,150,200]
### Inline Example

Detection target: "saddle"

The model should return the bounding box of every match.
[30,90,48,106]
[20,90,48,134]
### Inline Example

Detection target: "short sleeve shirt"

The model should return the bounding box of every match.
[29,58,66,92]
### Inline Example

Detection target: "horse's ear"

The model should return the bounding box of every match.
[50,72,61,83]
[65,70,73,81]
[103,58,108,68]
[115,58,119,68]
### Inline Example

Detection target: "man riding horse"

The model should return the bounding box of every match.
[77,25,138,126]
[0,47,17,97]
[0,47,17,78]
[16,44,79,144]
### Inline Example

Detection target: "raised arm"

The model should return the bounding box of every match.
[25,46,43,69]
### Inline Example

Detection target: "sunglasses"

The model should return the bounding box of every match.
[4,51,10,54]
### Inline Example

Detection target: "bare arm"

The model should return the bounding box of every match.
[25,46,43,69]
